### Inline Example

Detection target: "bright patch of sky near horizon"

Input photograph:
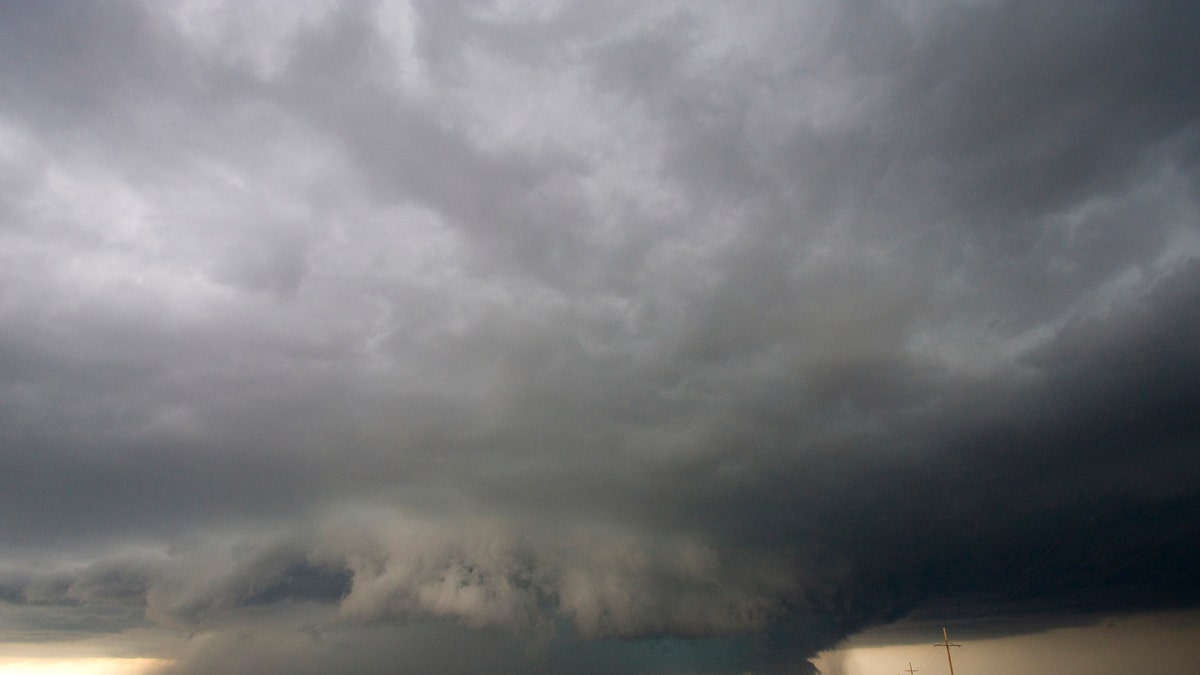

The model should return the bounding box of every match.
[0,660,170,675]
[813,611,1200,675]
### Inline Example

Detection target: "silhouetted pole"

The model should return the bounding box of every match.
[934,627,960,675]
[903,662,919,675]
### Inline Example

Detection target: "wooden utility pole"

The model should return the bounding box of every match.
[934,627,960,675]
[903,662,919,675]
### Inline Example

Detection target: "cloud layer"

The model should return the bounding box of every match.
[1,0,1198,672]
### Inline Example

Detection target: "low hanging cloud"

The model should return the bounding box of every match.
[6,515,799,641]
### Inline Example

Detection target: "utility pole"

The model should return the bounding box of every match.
[934,627,960,675]
[903,662,919,675]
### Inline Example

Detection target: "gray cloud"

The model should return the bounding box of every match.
[0,0,1198,672]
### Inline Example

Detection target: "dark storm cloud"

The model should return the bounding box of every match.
[1,1,1199,673]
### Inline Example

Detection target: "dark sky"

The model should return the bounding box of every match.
[1,1,1199,673]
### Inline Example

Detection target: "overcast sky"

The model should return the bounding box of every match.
[1,1,1199,673]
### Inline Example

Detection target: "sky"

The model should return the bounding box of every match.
[1,1,1199,673]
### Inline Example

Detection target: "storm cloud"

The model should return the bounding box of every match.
[1,1,1198,672]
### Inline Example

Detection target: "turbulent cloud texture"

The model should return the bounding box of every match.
[1,1,1198,672]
